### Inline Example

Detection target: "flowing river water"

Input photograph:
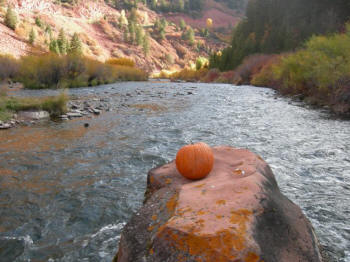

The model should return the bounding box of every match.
[0,82,349,262]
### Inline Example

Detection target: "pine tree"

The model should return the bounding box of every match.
[179,19,186,31]
[187,27,195,45]
[5,6,17,30]
[29,28,36,45]
[143,32,150,56]
[136,25,144,46]
[57,28,67,55]
[49,39,60,54]
[69,33,82,55]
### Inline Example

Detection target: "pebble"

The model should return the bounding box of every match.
[0,123,11,129]
[92,109,101,115]
[67,112,83,118]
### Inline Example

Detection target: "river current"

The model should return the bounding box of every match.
[0,82,349,262]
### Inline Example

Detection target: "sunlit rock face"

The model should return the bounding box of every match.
[116,146,323,262]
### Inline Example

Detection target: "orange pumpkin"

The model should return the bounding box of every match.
[175,142,214,180]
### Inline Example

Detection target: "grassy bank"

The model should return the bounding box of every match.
[0,55,148,89]
[168,26,350,116]
[0,91,68,121]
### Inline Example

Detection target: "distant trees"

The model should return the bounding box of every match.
[153,18,167,41]
[147,0,204,14]
[49,32,82,55]
[211,0,350,71]
[5,6,17,30]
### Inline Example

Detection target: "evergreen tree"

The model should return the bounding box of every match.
[35,17,43,28]
[159,28,166,40]
[143,32,150,56]
[57,28,67,55]
[179,19,186,31]
[128,22,135,43]
[29,28,36,45]
[49,39,60,54]
[135,25,144,46]
[69,33,82,55]
[178,0,184,11]
[5,6,17,30]
[188,27,195,45]
[45,25,52,37]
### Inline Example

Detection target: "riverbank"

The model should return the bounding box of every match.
[0,54,148,90]
[164,26,350,118]
[0,90,68,128]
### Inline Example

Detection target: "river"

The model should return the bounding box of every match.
[0,82,349,262]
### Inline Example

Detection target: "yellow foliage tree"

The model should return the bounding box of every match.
[206,18,213,29]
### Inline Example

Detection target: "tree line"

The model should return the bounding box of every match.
[210,0,350,71]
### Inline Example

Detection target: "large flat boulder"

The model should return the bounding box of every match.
[115,146,323,262]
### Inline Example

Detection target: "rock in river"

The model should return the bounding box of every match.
[18,110,50,120]
[115,146,323,262]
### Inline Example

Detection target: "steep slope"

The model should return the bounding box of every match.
[0,0,242,73]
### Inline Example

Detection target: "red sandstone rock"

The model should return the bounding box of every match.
[115,146,323,262]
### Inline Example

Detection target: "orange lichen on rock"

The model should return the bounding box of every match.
[157,208,254,261]
[245,252,260,262]
[216,200,226,205]
[166,193,178,213]
[152,214,158,221]
[165,178,173,184]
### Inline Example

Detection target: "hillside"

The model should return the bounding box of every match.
[0,0,243,73]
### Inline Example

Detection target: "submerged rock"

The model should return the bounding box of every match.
[0,238,25,261]
[115,146,323,262]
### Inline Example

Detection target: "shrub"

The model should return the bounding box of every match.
[5,6,17,30]
[106,57,135,67]
[35,17,43,28]
[1,53,147,89]
[0,55,19,80]
[170,68,208,82]
[233,54,277,85]
[29,28,36,45]
[251,26,350,115]
[195,56,209,70]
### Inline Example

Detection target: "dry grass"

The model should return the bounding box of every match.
[0,91,68,120]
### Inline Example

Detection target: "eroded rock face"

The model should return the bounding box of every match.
[116,146,323,262]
